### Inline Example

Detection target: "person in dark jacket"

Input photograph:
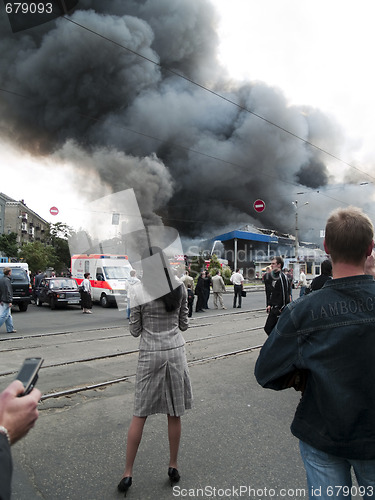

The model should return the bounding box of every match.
[0,268,16,333]
[0,380,41,500]
[195,272,205,312]
[255,206,375,497]
[263,257,291,335]
[310,259,332,291]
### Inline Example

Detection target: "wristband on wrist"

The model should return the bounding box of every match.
[0,426,10,445]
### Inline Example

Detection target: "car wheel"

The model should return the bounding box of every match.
[18,302,28,312]
[36,297,42,307]
[50,298,56,310]
[100,294,110,308]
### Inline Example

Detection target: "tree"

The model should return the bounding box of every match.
[0,232,19,259]
[45,222,73,273]
[19,241,57,274]
[189,253,206,281]
[207,253,222,277]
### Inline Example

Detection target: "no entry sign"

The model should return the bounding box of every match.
[50,206,59,216]
[253,199,266,213]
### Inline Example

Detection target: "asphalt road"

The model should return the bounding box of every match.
[5,289,269,337]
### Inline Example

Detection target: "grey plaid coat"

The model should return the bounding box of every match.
[129,283,193,417]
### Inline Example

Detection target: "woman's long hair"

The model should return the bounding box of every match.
[141,246,183,312]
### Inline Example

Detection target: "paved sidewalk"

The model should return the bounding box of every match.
[11,349,308,500]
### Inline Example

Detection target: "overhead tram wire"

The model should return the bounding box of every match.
[60,13,375,184]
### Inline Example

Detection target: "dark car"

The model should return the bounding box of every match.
[35,278,81,309]
[0,266,32,312]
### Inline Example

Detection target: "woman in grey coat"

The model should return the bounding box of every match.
[118,247,192,496]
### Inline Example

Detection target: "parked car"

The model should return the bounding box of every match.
[0,265,32,312]
[35,278,81,309]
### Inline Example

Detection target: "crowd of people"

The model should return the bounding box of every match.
[2,206,375,498]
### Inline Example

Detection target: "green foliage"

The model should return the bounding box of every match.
[207,253,222,276]
[221,265,232,284]
[0,232,19,259]
[189,254,206,280]
[19,242,58,274]
[45,222,73,272]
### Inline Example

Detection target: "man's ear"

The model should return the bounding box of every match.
[366,240,374,257]
[323,239,330,255]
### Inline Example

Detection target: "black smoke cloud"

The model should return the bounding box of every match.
[0,0,368,241]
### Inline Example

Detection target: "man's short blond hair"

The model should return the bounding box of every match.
[3,267,11,276]
[325,206,374,264]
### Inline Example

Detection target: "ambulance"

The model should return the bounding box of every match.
[71,254,133,307]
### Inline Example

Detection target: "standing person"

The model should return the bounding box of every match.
[255,207,375,498]
[310,259,332,291]
[195,271,205,312]
[33,269,44,301]
[230,268,244,308]
[181,271,194,293]
[0,268,16,334]
[264,257,291,335]
[126,269,140,319]
[186,283,194,317]
[80,272,92,314]
[211,270,227,309]
[118,247,192,496]
[202,270,212,309]
[0,380,41,500]
[298,268,307,296]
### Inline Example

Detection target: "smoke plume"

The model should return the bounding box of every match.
[0,0,372,243]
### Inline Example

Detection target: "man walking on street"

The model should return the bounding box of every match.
[230,268,244,308]
[211,270,227,309]
[0,268,16,334]
[255,206,375,497]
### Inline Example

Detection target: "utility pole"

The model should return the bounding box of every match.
[292,200,308,278]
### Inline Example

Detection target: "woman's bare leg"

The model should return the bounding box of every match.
[167,415,181,469]
[122,416,147,477]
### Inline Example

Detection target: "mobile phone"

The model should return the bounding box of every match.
[15,357,43,396]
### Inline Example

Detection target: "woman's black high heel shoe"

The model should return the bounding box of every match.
[168,467,180,485]
[118,477,132,497]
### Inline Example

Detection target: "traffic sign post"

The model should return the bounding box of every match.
[253,199,266,213]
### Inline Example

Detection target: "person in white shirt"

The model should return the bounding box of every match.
[298,270,307,297]
[230,269,244,308]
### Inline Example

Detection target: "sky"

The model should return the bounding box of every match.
[2,0,375,235]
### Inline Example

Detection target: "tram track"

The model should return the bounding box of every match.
[39,342,264,401]
[0,324,265,377]
[0,307,267,402]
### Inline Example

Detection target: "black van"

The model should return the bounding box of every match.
[0,266,32,311]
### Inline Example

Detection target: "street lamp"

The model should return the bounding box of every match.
[292,200,308,276]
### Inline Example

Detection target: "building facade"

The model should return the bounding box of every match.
[0,193,49,246]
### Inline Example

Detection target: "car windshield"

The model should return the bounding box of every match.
[103,266,131,279]
[49,279,78,290]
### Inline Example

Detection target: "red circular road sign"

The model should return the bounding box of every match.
[253,199,266,213]
[50,206,59,216]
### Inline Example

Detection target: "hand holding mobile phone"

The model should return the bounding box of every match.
[15,357,43,396]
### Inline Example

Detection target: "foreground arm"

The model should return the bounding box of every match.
[0,380,41,444]
[0,381,41,500]
[255,307,301,390]
[179,286,189,331]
